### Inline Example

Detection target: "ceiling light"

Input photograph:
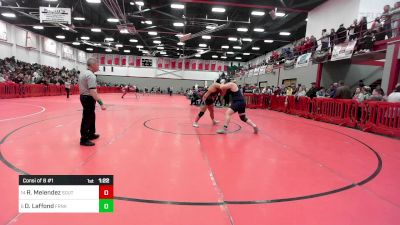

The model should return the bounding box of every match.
[206,25,216,30]
[160,51,167,55]
[221,56,227,59]
[148,31,157,35]
[280,32,291,36]
[264,39,274,43]
[199,43,207,47]
[62,27,70,30]
[94,43,101,46]
[251,11,265,16]
[276,12,286,17]
[227,52,234,54]
[86,0,101,3]
[243,53,250,56]
[72,42,80,46]
[242,38,252,42]
[173,22,184,27]
[135,1,144,6]
[237,27,248,32]
[195,54,201,57]
[124,50,131,53]
[105,48,112,52]
[233,46,241,49]
[33,26,44,30]
[129,39,138,43]
[137,45,144,48]
[145,20,152,24]
[153,40,161,44]
[212,7,225,13]
[235,57,242,60]
[2,13,16,18]
[115,44,123,48]
[105,37,114,41]
[305,18,308,22]
[91,28,101,32]
[252,47,260,50]
[157,47,164,50]
[176,34,184,38]
[81,36,90,40]
[202,35,211,40]
[86,48,93,51]
[177,42,185,46]
[107,18,119,23]
[212,55,218,58]
[45,0,58,1]
[171,4,184,9]
[120,29,129,34]
[254,28,264,32]
[197,49,204,52]
[228,37,237,41]
[221,45,229,49]
[73,17,85,21]
[56,35,65,39]
[142,50,149,53]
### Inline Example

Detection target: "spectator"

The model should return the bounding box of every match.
[316,87,327,98]
[286,86,293,96]
[334,80,352,99]
[348,19,358,41]
[359,17,368,38]
[306,82,318,98]
[387,84,400,102]
[295,85,306,98]
[353,87,365,102]
[328,83,338,98]
[371,17,385,41]
[390,2,400,38]
[369,87,385,101]
[358,80,365,88]
[336,24,347,44]
[382,5,392,39]
[329,28,336,51]
[321,29,330,51]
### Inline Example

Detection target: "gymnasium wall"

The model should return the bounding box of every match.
[97,75,211,91]
[321,60,384,90]
[237,64,319,88]
[0,20,87,71]
[306,0,360,38]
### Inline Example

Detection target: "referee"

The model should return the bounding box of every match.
[78,58,106,146]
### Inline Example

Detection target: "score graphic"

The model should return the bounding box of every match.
[19,175,113,213]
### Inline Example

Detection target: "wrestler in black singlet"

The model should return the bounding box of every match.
[229,90,246,114]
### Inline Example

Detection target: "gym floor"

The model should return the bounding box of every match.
[1,93,399,225]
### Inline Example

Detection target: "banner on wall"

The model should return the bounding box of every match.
[114,55,120,65]
[39,7,71,24]
[0,20,7,41]
[106,54,113,65]
[157,58,163,69]
[26,32,37,49]
[78,51,86,63]
[198,60,203,70]
[331,40,357,61]
[43,37,57,54]
[164,58,170,69]
[296,53,312,68]
[171,59,176,69]
[62,45,74,60]
[121,55,127,66]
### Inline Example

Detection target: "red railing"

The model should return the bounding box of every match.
[0,83,121,99]
[244,93,400,138]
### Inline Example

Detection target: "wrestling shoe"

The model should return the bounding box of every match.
[216,128,227,134]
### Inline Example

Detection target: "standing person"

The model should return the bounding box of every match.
[381,5,392,39]
[348,19,358,41]
[217,80,258,134]
[334,80,352,99]
[388,84,400,102]
[78,58,106,146]
[329,28,336,51]
[193,80,221,127]
[390,2,400,38]
[306,82,318,99]
[65,79,71,99]
[321,29,330,51]
[121,84,129,98]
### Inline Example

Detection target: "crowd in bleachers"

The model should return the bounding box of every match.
[234,2,400,76]
[244,80,400,103]
[0,57,79,85]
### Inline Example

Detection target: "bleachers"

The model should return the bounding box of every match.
[244,93,400,138]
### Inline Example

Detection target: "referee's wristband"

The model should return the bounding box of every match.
[97,99,104,106]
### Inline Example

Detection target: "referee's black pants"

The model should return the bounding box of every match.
[80,95,96,142]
